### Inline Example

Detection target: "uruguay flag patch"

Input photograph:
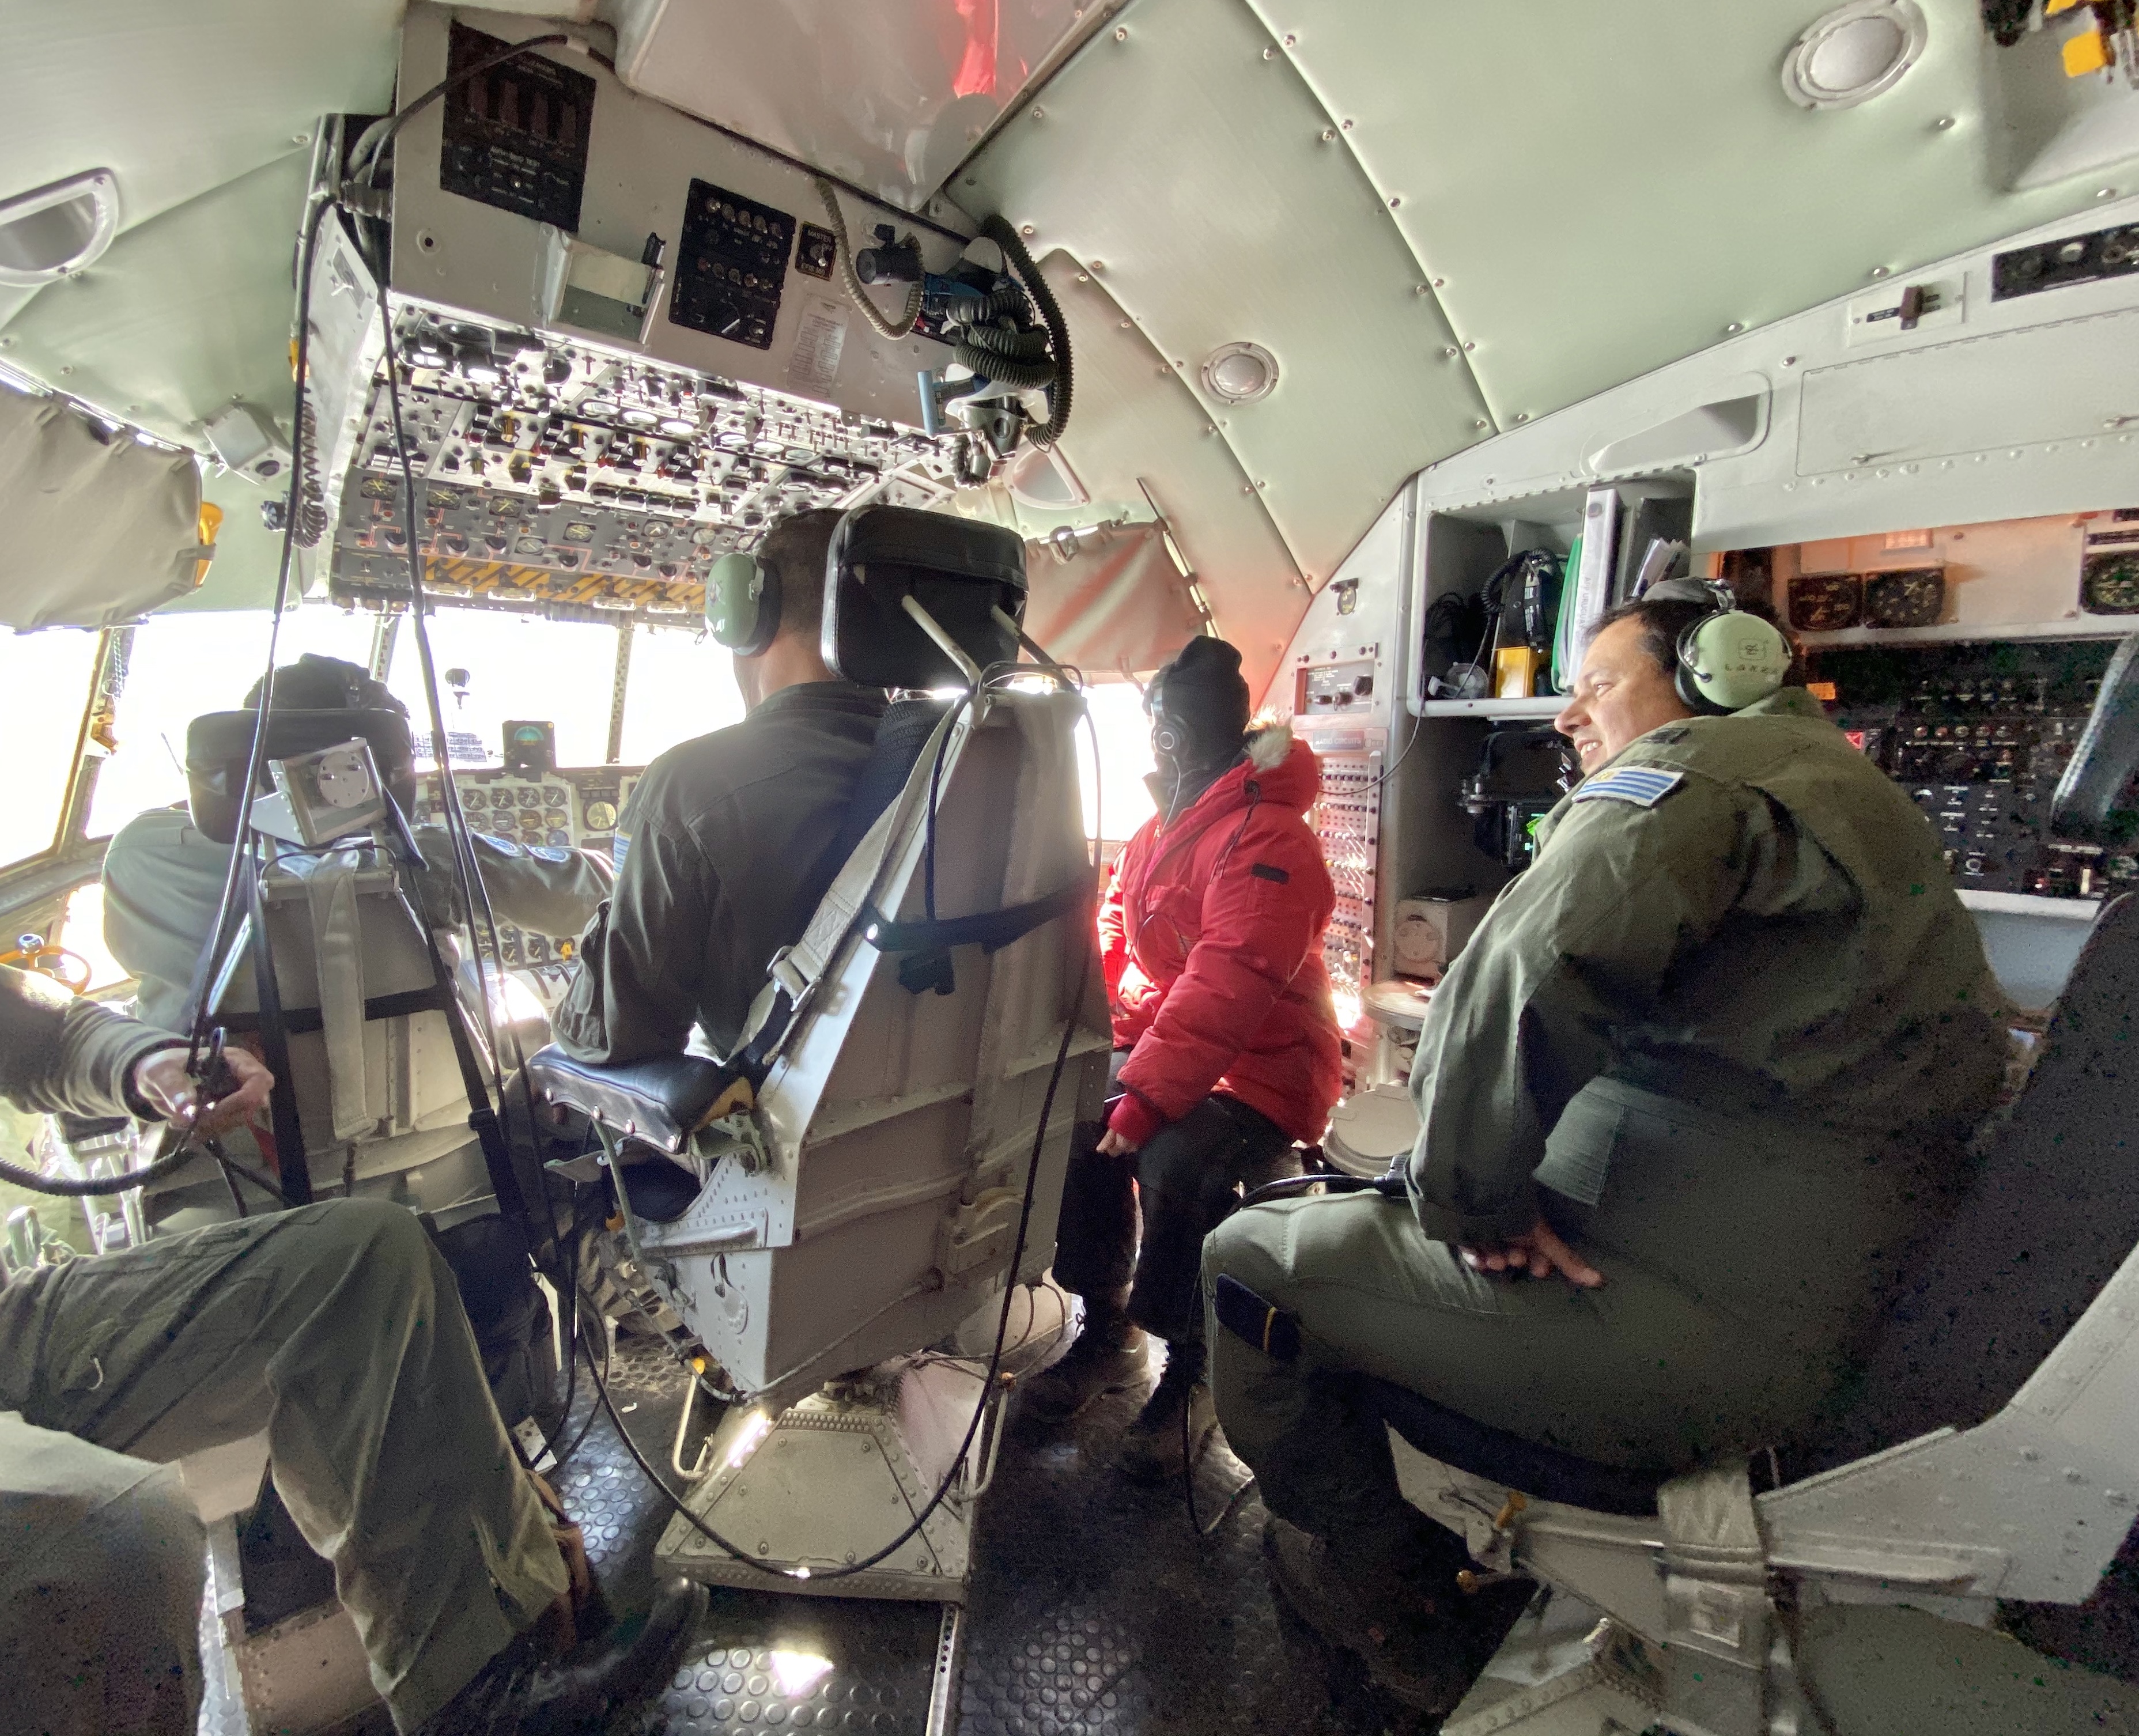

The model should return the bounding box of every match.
[1571,766,1685,808]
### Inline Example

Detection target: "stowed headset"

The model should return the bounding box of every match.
[1647,578,1793,715]
[705,548,783,657]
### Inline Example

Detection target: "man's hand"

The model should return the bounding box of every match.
[1458,1216,1604,1289]
[1095,1128,1139,1158]
[132,1047,274,1139]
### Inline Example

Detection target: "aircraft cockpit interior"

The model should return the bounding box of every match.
[4,4,2139,1734]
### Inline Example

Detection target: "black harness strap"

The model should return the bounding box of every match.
[243,853,312,1205]
[860,873,1095,996]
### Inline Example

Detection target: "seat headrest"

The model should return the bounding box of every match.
[186,708,415,845]
[821,505,1025,688]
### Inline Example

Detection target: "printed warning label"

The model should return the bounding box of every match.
[787,297,850,396]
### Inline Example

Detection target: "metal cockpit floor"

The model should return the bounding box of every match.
[555,1334,1407,1736]
[200,1330,2139,1736]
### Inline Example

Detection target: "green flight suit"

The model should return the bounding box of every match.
[1204,689,2012,1574]
[0,969,567,1735]
[555,680,886,1064]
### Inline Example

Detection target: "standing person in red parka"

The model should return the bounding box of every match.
[1027,636,1343,1480]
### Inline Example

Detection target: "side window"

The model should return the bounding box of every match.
[0,629,101,871]
[1079,680,1157,850]
[88,607,376,839]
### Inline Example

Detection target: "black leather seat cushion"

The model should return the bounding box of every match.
[524,1043,735,1156]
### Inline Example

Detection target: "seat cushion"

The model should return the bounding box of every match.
[524,1043,738,1156]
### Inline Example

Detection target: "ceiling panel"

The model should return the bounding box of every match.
[0,154,314,450]
[1250,0,2135,428]
[0,0,398,239]
[958,0,1493,595]
[1033,256,1309,697]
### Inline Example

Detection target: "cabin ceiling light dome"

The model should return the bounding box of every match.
[1202,342,1278,404]
[1783,1,1927,110]
[0,170,119,288]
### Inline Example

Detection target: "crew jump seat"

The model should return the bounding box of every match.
[526,505,1112,1599]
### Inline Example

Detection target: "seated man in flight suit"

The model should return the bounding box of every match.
[102,652,614,1034]
[1203,583,2013,1711]
[555,505,887,1065]
[0,964,704,1735]
[1026,637,1342,1480]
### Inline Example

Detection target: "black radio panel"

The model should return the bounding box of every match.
[1819,642,2137,900]
[439,22,595,232]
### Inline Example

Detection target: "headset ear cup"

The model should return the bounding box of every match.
[706,553,781,656]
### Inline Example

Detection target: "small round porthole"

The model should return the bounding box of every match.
[1782,1,1927,111]
[1201,342,1279,404]
[0,169,119,288]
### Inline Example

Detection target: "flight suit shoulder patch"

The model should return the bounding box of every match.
[1571,766,1687,808]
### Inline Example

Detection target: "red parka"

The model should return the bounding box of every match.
[1100,724,1343,1148]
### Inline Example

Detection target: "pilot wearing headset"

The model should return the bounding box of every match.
[554,507,886,1066]
[1202,581,2014,1712]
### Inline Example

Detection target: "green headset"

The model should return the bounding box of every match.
[705,548,782,657]
[1647,578,1792,714]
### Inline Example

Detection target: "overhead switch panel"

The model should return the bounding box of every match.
[440,20,596,231]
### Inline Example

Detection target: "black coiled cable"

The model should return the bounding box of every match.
[982,214,1074,448]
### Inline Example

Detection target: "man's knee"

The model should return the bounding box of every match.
[286,1196,433,1279]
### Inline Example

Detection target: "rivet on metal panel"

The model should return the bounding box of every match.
[1090,259,1105,271]
[1256,479,1267,489]
[1114,24,1128,40]
[1263,46,1276,59]
[2099,188,2119,199]
[1119,320,1132,329]
[1284,33,1297,46]
[1462,341,1476,351]
[1031,107,1045,120]
[1781,354,1798,366]
[292,134,310,145]
[1433,276,1446,286]
[1443,347,1458,358]
[1870,265,1891,278]
[1726,322,1744,334]
[1389,196,1402,208]
[1242,485,1254,495]
[1322,128,1337,142]
[1473,419,1488,429]
[964,176,976,186]
[1021,224,1036,237]
[1076,273,1089,283]
[1203,423,1217,434]
[1341,118,1354,130]
[1514,413,1530,423]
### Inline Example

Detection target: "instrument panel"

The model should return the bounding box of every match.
[1821,641,2138,900]
[410,762,641,966]
[327,308,948,623]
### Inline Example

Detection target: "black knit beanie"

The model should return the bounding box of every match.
[1147,636,1250,770]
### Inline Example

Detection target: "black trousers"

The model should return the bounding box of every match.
[1053,1081,1299,1343]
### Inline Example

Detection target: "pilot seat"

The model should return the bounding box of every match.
[526,505,1112,1602]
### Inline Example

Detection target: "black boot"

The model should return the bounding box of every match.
[413,1575,706,1735]
[1117,1338,1216,1484]
[1263,1516,1529,1714]
[1022,1298,1149,1420]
